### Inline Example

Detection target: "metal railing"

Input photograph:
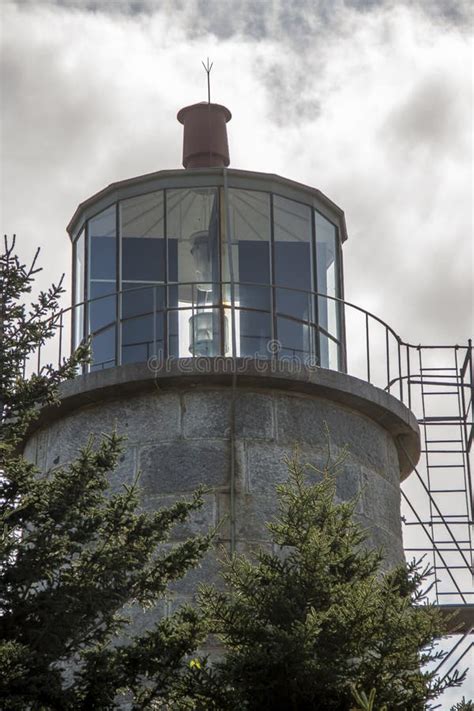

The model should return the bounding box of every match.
[29,281,438,398]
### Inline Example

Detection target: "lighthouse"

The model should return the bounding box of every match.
[23,99,422,614]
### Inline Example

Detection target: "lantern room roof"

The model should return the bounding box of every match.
[66,167,348,243]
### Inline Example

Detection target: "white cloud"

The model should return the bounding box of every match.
[0,0,472,345]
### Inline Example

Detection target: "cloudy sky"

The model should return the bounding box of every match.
[1,0,472,347]
[1,1,472,699]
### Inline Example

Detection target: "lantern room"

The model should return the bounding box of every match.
[68,103,348,372]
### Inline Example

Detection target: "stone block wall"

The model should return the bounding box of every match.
[24,383,407,618]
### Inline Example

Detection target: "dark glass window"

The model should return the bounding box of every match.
[89,206,116,280]
[274,195,313,359]
[90,326,116,372]
[88,206,117,368]
[121,192,165,282]
[224,189,272,358]
[315,211,340,369]
[73,229,85,350]
[120,192,165,363]
[167,188,220,357]
[122,312,164,364]
[89,282,116,332]
[121,284,164,364]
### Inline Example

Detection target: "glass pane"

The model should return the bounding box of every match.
[122,283,164,319]
[168,310,180,359]
[320,333,340,370]
[274,196,312,358]
[168,306,223,358]
[89,205,116,280]
[237,242,270,311]
[89,281,116,333]
[121,283,164,364]
[315,211,340,340]
[274,196,312,315]
[277,316,312,361]
[188,309,222,357]
[121,192,164,282]
[167,188,220,356]
[223,189,272,357]
[238,310,272,359]
[90,325,116,371]
[122,314,163,364]
[73,229,85,349]
[89,206,116,367]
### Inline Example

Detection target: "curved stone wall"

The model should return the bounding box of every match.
[23,361,420,614]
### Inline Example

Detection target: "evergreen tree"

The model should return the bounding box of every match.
[449,699,474,711]
[0,238,212,710]
[184,448,466,711]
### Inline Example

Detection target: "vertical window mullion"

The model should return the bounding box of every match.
[217,186,226,356]
[337,230,347,372]
[71,236,77,358]
[311,208,320,368]
[84,220,89,374]
[116,202,121,366]
[163,189,169,359]
[269,193,277,351]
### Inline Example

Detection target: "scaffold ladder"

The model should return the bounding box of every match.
[402,341,473,683]
[417,346,473,606]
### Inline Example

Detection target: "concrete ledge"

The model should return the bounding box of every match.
[25,359,420,479]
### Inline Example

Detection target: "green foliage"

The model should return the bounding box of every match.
[0,238,212,709]
[0,236,90,451]
[186,450,466,711]
[450,698,474,711]
[351,687,387,711]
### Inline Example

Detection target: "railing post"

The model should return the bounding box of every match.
[191,284,195,360]
[58,311,63,367]
[153,286,157,357]
[308,291,313,364]
[397,338,403,402]
[406,345,412,410]
[365,312,370,383]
